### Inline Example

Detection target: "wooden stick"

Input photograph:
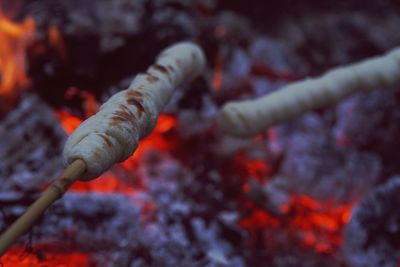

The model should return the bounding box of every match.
[0,159,86,255]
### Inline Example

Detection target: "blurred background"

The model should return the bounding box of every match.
[1,0,400,266]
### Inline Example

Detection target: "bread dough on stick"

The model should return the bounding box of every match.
[63,42,206,180]
[217,47,400,137]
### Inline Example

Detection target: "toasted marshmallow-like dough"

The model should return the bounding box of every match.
[217,47,400,137]
[63,42,206,180]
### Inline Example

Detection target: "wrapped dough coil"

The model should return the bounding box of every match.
[63,42,206,180]
[217,47,400,137]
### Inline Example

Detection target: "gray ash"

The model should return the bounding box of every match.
[0,94,65,192]
[343,177,400,267]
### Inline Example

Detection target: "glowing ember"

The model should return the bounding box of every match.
[120,114,177,170]
[240,209,280,229]
[1,247,91,267]
[70,172,134,194]
[55,110,83,135]
[211,55,223,90]
[244,159,270,180]
[80,91,99,117]
[236,150,353,253]
[155,114,176,133]
[55,89,99,136]
[64,87,100,117]
[251,63,299,81]
[48,25,66,60]
[0,9,35,99]
[235,153,270,182]
[288,195,353,253]
[239,194,354,254]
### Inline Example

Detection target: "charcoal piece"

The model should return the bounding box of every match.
[343,177,400,267]
[334,90,400,177]
[0,94,66,192]
[275,114,381,203]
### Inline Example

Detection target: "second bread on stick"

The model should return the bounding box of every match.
[217,47,400,137]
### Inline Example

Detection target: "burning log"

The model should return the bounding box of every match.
[0,11,35,112]
[0,42,206,255]
[217,46,400,137]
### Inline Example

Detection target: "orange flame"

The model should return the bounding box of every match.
[55,110,83,135]
[55,89,99,135]
[48,25,66,60]
[0,10,35,99]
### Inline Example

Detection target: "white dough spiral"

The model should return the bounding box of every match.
[63,42,206,180]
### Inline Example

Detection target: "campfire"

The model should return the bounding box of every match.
[1,1,400,266]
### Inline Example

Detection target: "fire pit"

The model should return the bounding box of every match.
[1,1,400,266]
